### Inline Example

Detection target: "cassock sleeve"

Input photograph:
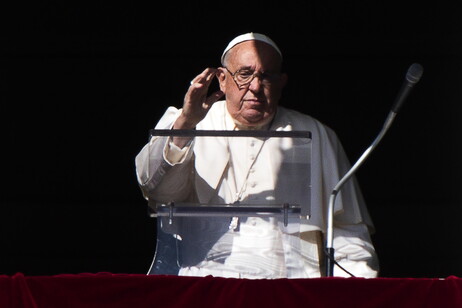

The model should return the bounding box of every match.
[135,107,196,203]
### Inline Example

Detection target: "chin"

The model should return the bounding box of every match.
[237,113,274,129]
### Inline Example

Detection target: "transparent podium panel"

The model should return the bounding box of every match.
[150,203,308,277]
[146,130,312,278]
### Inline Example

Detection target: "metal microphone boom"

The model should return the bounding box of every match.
[325,63,424,277]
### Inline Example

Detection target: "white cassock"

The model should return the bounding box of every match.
[135,101,379,278]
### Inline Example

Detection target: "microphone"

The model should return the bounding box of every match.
[324,63,424,277]
[391,63,424,113]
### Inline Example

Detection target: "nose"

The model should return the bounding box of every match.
[248,74,262,92]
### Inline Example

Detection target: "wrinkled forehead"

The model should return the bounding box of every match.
[225,41,283,71]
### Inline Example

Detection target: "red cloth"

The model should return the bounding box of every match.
[1,273,462,308]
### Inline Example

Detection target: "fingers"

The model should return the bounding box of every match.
[203,90,224,109]
[189,68,218,88]
[187,67,221,106]
[180,68,223,127]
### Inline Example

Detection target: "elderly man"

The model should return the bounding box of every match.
[135,33,379,278]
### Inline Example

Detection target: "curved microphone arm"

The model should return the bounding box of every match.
[324,63,423,277]
[325,111,397,277]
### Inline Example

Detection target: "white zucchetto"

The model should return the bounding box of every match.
[221,32,282,65]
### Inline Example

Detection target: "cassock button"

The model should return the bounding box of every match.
[249,218,257,226]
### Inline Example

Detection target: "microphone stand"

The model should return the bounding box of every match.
[325,63,423,277]
[325,111,397,277]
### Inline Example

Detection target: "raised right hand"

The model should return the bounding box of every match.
[173,68,224,130]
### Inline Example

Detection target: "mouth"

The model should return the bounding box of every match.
[235,98,274,125]
[241,99,265,109]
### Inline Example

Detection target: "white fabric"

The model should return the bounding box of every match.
[135,101,379,278]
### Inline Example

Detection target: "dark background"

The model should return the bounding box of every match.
[1,2,461,278]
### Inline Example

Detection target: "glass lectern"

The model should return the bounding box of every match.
[146,129,312,278]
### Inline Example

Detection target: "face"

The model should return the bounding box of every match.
[218,40,287,127]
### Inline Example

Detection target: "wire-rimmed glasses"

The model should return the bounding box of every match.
[224,67,281,89]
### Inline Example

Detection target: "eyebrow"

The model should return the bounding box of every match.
[237,66,254,71]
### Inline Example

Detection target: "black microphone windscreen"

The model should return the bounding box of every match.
[406,63,424,84]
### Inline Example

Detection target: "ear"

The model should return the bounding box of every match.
[217,67,227,92]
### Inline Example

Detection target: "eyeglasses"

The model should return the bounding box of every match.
[224,67,281,89]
